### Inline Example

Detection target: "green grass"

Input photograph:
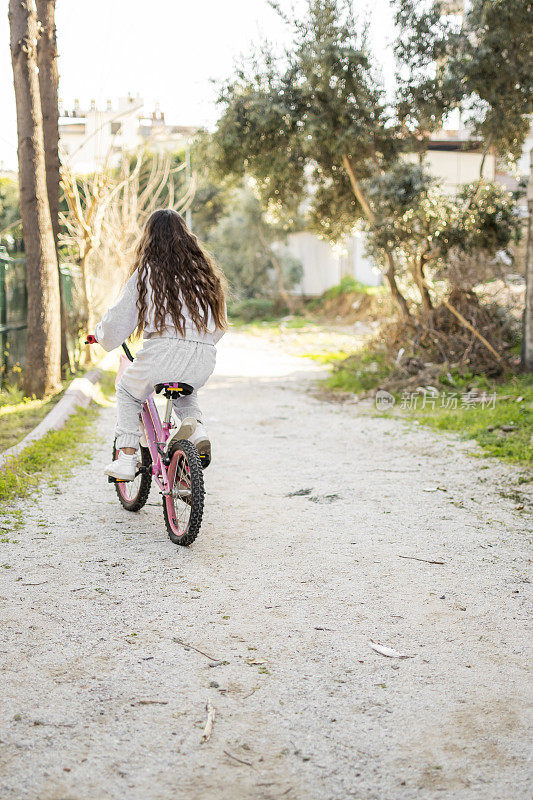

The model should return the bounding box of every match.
[0,405,98,507]
[320,275,384,300]
[230,316,316,333]
[307,275,386,310]
[324,346,532,466]
[227,317,280,330]
[304,350,350,364]
[0,365,116,510]
[0,392,63,452]
[412,375,533,465]
[229,277,386,324]
[325,349,394,393]
[227,298,281,323]
[0,367,117,454]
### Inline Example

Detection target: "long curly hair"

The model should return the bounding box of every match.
[129,208,227,336]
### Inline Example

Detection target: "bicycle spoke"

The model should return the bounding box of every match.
[118,456,142,501]
[113,443,152,513]
[167,452,192,534]
[163,441,204,546]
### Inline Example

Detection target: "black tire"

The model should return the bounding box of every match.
[112,440,152,512]
[162,439,204,546]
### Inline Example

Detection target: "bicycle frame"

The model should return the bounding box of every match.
[114,341,204,546]
[120,342,175,495]
[140,393,173,493]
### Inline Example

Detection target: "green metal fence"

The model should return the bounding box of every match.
[0,249,77,384]
[0,247,27,384]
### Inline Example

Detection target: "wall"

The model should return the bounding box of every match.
[403,149,497,194]
[284,231,382,296]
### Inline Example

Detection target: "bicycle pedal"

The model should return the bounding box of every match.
[199,452,211,469]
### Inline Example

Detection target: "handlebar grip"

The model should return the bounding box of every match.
[122,342,134,362]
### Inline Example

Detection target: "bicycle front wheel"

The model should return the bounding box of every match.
[163,440,204,546]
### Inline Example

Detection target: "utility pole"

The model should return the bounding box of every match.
[523,146,533,370]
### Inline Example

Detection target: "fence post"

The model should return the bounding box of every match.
[0,252,7,386]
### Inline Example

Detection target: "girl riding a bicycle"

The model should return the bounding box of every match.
[89,208,227,482]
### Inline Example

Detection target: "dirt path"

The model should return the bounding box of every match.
[1,332,531,800]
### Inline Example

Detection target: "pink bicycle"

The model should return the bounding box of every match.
[110,342,205,546]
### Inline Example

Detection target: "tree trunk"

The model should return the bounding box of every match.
[9,0,61,397]
[342,155,376,223]
[413,255,433,315]
[342,154,412,320]
[36,0,70,375]
[478,133,493,180]
[383,250,412,321]
[522,146,533,371]
[257,226,298,314]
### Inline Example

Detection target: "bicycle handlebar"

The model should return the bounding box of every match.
[122,342,134,362]
[84,334,134,362]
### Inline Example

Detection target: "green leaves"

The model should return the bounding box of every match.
[210,0,525,317]
[394,0,533,161]
[439,181,522,257]
[212,0,393,240]
[208,187,302,299]
[457,0,533,160]
[394,0,460,141]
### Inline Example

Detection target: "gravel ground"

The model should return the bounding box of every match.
[0,332,531,800]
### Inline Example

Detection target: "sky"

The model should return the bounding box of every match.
[0,0,396,171]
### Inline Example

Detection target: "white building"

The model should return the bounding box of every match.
[409,132,497,192]
[287,231,381,295]
[288,126,530,296]
[59,96,199,173]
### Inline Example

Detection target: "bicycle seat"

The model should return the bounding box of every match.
[154,382,194,398]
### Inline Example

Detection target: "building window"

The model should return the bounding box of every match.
[110,122,121,135]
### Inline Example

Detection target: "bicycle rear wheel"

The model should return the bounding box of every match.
[163,439,204,546]
[113,440,152,512]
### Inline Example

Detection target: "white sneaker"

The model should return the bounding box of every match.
[190,422,211,467]
[164,417,197,452]
[104,451,138,481]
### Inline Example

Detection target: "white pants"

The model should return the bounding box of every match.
[115,338,216,450]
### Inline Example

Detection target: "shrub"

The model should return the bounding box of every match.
[227,298,279,322]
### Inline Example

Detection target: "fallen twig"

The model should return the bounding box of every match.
[136,700,168,706]
[173,637,220,661]
[398,555,445,565]
[21,582,48,586]
[367,468,419,473]
[32,720,75,727]
[368,639,413,659]
[201,699,216,743]
[223,749,254,767]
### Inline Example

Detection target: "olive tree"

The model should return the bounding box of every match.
[209,186,302,309]
[212,0,411,318]
[395,0,533,362]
